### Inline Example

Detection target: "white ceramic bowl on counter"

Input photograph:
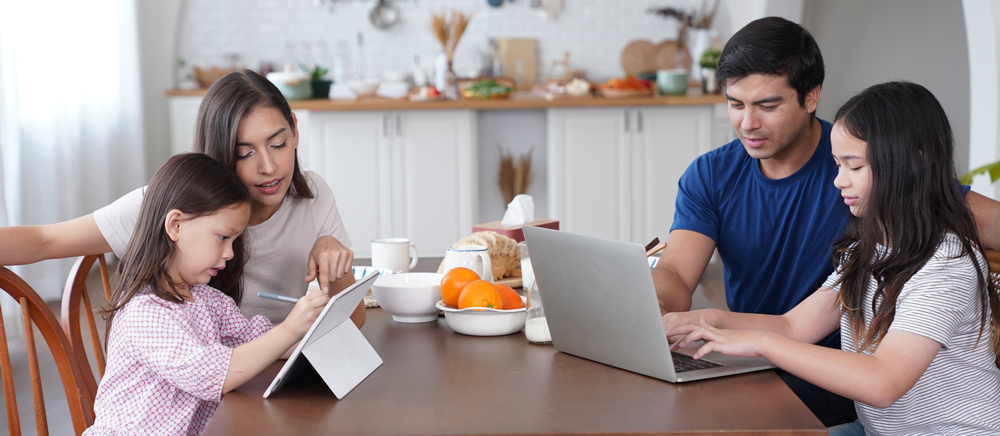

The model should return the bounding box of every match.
[371,273,442,323]
[436,297,527,336]
[348,79,381,98]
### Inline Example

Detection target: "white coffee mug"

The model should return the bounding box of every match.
[371,238,418,273]
[442,244,493,283]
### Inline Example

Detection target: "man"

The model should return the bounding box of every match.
[653,17,1000,426]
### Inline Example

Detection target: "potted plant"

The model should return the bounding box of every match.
[301,64,332,99]
[960,161,1000,186]
[699,46,722,93]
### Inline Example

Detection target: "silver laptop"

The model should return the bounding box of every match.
[523,226,774,383]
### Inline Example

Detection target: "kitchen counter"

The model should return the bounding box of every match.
[166,89,727,111]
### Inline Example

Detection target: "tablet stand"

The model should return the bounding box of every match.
[301,318,382,399]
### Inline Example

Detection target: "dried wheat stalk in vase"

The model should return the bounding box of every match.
[430,12,449,51]
[513,147,533,196]
[498,147,516,205]
[445,10,470,62]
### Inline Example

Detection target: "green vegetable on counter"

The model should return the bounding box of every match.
[466,78,512,98]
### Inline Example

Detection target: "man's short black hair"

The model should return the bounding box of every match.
[716,17,824,110]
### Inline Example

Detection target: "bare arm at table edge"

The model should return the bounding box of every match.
[652,229,716,315]
[0,214,112,265]
[966,191,1000,252]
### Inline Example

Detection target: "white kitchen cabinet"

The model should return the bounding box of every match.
[168,96,203,155]
[547,105,719,244]
[296,109,477,258]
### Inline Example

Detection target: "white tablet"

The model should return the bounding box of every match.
[263,271,382,399]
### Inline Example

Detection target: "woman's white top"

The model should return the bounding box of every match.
[94,171,352,323]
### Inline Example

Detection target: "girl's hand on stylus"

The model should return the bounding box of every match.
[671,316,766,360]
[283,289,329,338]
[305,236,354,293]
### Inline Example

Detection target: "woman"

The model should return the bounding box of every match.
[0,70,363,326]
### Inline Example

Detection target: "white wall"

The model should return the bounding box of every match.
[174,0,702,84]
[963,0,1000,199]
[137,0,184,178]
[803,0,971,174]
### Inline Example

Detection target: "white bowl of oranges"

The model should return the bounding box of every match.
[436,267,527,336]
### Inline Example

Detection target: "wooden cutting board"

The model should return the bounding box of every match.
[621,39,656,75]
[495,276,522,289]
[653,40,685,71]
[497,38,538,87]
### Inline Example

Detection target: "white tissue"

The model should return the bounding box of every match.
[501,194,535,226]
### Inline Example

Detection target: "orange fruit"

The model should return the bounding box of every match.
[441,267,480,307]
[496,284,524,310]
[457,280,504,310]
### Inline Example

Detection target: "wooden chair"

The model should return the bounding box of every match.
[60,254,111,411]
[0,266,95,435]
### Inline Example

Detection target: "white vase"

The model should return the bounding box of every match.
[702,68,718,94]
[686,28,713,82]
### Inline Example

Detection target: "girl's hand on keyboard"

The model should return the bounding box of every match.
[671,316,768,360]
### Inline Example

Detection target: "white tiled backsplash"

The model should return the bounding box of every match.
[176,0,698,85]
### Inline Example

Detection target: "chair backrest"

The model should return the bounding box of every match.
[60,254,111,408]
[986,250,1000,276]
[0,266,95,435]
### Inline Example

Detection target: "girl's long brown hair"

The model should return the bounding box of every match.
[104,153,252,336]
[193,69,313,199]
[831,81,1000,368]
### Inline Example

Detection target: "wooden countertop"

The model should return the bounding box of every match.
[166,89,727,111]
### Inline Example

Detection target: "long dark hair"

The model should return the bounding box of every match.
[832,81,1000,367]
[716,16,824,113]
[104,154,252,334]
[193,69,313,199]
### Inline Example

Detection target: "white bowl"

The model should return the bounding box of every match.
[381,70,411,82]
[348,79,381,97]
[436,297,527,336]
[372,273,443,323]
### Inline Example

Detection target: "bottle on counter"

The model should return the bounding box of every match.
[434,50,448,92]
[521,241,551,344]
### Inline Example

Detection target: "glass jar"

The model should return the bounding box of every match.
[520,241,551,344]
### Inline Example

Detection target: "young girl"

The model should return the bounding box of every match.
[0,70,362,326]
[84,154,329,435]
[664,81,1000,434]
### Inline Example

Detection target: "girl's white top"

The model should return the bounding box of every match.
[823,234,1000,434]
[94,171,352,323]
[83,284,273,436]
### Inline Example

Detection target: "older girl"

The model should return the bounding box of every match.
[0,70,361,325]
[664,81,1000,434]
[84,154,328,435]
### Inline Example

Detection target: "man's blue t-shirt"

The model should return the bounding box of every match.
[671,119,849,348]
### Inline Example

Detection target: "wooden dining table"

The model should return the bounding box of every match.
[203,306,826,435]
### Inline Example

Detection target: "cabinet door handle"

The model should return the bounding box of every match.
[637,111,643,133]
[624,111,630,132]
[395,113,402,135]
[382,114,388,137]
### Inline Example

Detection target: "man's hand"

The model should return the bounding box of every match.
[305,236,354,293]
[662,308,722,343]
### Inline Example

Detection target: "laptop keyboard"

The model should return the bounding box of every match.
[671,352,724,373]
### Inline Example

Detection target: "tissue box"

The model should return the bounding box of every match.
[472,219,559,242]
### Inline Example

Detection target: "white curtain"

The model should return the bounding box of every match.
[0,0,146,318]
